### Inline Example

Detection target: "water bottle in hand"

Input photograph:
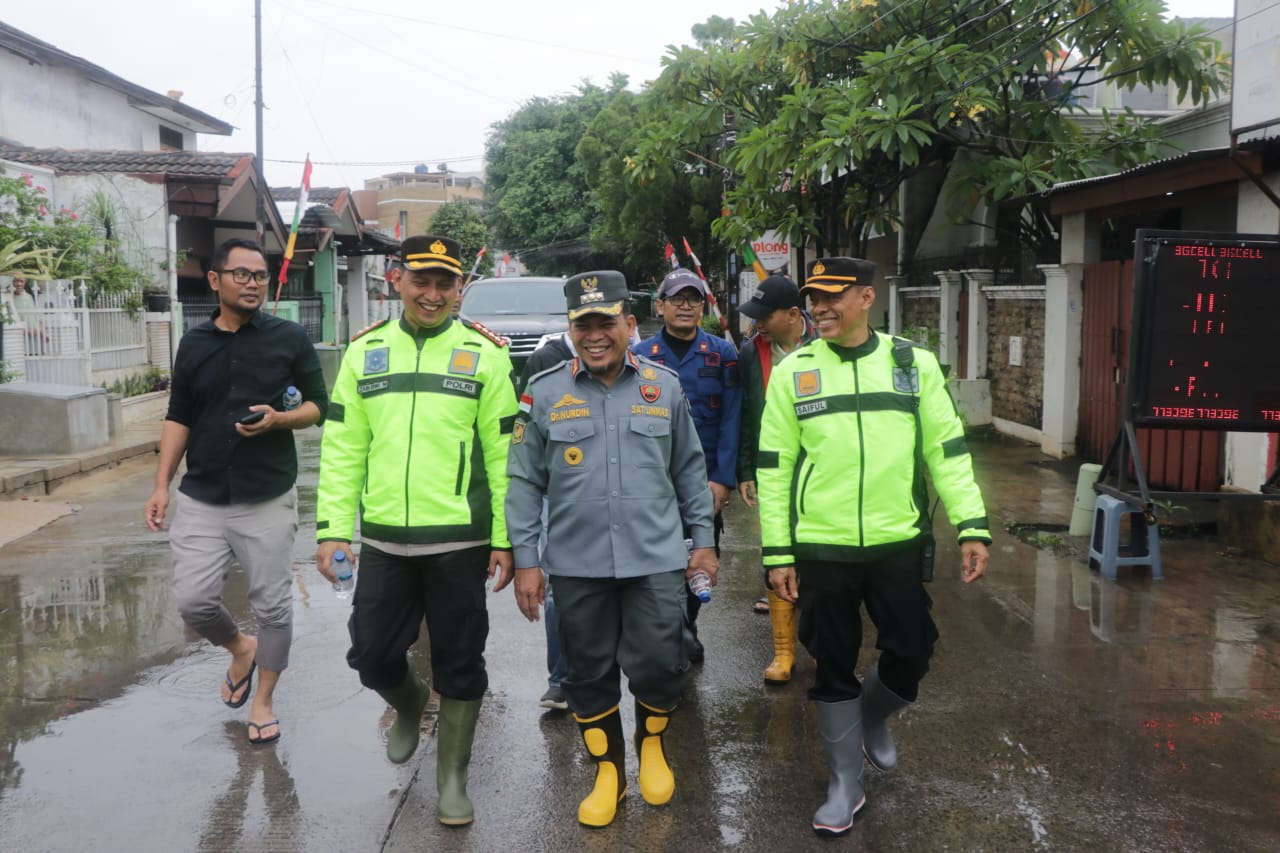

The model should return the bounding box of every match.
[282,385,302,411]
[332,551,354,599]
[688,571,712,604]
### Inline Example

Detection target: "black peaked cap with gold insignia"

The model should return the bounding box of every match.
[802,256,877,293]
[400,234,463,276]
[564,270,630,320]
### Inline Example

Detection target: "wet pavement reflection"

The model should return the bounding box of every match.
[0,430,1278,851]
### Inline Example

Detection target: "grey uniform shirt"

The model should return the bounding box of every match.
[506,351,715,578]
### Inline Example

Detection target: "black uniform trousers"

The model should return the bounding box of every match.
[796,546,938,703]
[550,569,688,717]
[346,543,489,700]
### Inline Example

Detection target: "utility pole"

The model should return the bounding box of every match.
[254,0,266,248]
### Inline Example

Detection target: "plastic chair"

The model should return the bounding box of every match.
[1087,494,1163,581]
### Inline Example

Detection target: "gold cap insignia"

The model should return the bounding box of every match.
[812,262,826,276]
[430,240,447,255]
[581,276,598,292]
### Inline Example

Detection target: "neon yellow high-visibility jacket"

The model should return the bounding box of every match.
[757,331,990,567]
[316,316,518,548]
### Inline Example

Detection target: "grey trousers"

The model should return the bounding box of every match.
[169,488,297,672]
[550,569,688,717]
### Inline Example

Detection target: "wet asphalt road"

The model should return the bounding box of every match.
[1,430,1279,852]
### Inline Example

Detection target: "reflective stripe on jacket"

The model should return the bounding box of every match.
[316,316,518,547]
[757,331,990,567]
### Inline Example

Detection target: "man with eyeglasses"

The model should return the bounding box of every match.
[755,256,991,836]
[315,234,517,827]
[145,237,328,746]
[633,268,740,663]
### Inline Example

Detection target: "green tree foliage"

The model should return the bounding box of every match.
[575,88,726,286]
[629,0,1231,258]
[0,170,151,303]
[428,201,494,279]
[485,78,628,276]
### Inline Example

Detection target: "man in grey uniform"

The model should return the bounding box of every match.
[506,270,717,828]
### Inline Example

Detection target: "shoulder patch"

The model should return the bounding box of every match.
[634,354,678,380]
[461,318,508,348]
[350,317,390,342]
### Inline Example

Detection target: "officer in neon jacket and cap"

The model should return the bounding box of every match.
[756,255,991,837]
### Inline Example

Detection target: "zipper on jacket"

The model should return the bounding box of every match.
[454,441,466,495]
[854,357,865,547]
[405,336,425,528]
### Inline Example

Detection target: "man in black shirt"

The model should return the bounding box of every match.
[144,238,327,745]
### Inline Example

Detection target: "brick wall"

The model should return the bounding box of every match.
[901,294,938,345]
[986,296,1044,427]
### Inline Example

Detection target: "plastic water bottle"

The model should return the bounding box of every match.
[688,571,712,603]
[282,385,302,410]
[332,551,354,599]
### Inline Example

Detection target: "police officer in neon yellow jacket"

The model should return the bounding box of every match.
[314,235,518,827]
[757,256,991,838]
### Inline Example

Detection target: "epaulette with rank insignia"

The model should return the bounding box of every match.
[350,317,390,342]
[460,318,508,348]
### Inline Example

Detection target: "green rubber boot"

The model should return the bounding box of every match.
[375,669,430,764]
[436,697,482,826]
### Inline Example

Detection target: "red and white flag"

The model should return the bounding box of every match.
[663,241,679,270]
[275,155,312,312]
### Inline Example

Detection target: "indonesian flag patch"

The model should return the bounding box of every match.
[519,393,533,415]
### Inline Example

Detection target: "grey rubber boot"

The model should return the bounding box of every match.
[812,699,865,837]
[861,665,911,772]
[436,697,482,826]
[375,668,430,764]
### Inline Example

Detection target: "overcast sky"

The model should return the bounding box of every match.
[2,0,1238,190]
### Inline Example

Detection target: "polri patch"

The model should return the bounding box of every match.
[795,370,821,397]
[363,347,390,375]
[449,348,479,376]
[893,367,920,394]
[512,421,526,445]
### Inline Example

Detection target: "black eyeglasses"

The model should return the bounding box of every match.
[217,267,271,285]
[663,293,704,308]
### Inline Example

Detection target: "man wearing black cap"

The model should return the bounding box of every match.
[506,270,716,828]
[634,268,741,662]
[736,274,816,685]
[314,234,518,827]
[756,256,991,836]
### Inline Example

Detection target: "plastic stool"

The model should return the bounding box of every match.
[1087,494,1163,581]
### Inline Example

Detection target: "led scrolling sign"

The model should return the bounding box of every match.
[1129,230,1280,431]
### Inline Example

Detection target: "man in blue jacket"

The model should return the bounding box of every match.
[633,268,741,662]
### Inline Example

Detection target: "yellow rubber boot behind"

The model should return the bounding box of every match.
[575,707,626,827]
[763,590,796,684]
[634,701,675,806]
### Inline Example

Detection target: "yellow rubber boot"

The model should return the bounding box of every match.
[634,700,675,806]
[763,590,796,685]
[575,707,626,827]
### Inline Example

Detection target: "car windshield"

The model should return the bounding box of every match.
[462,280,567,316]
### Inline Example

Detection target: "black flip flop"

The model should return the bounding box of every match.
[247,719,280,745]
[223,661,256,709]
[752,597,770,615]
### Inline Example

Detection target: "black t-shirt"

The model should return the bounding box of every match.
[661,327,695,361]
[166,309,328,505]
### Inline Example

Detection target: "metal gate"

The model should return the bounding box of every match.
[1079,260,1222,491]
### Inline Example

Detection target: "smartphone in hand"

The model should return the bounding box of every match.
[238,410,266,426]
